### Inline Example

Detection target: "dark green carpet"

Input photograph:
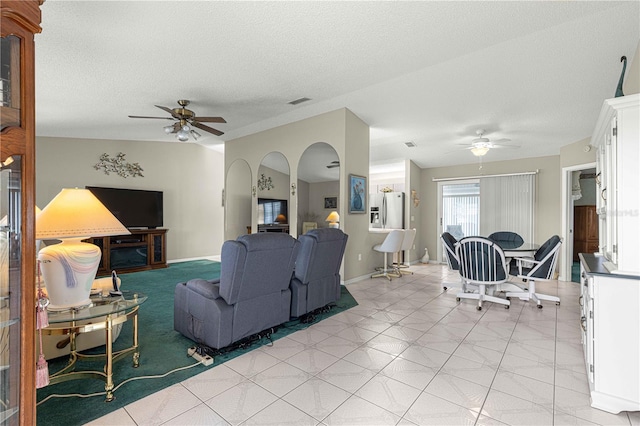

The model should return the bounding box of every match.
[572,261,580,283]
[36,260,357,426]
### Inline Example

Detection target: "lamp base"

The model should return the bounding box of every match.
[38,238,101,311]
[329,223,339,229]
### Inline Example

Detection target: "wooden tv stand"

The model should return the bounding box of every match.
[85,228,168,276]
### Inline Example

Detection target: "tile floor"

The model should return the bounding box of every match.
[87,263,640,425]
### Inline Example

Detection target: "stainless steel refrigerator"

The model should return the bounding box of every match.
[369,192,404,229]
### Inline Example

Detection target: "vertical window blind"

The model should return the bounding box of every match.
[479,174,535,243]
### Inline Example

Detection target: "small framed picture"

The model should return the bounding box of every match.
[324,196,337,209]
[348,174,367,214]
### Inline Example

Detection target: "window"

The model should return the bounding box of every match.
[437,173,536,262]
[442,182,480,240]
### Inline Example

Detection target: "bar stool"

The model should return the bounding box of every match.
[371,230,405,281]
[396,228,417,275]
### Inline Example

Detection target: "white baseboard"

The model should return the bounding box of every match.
[168,255,220,264]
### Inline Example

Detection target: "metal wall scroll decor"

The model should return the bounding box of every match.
[94,153,144,178]
[257,174,274,191]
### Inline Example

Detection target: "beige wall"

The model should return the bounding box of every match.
[622,40,640,96]
[308,181,340,228]
[36,137,225,261]
[420,155,561,262]
[406,160,423,263]
[225,108,371,281]
[560,137,596,168]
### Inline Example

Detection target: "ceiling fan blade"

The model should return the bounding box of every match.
[491,144,521,149]
[128,115,175,120]
[492,138,512,143]
[191,121,224,136]
[155,105,180,118]
[171,122,181,133]
[194,117,227,123]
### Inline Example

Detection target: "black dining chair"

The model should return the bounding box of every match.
[455,236,510,310]
[441,232,472,293]
[488,231,524,247]
[505,235,562,308]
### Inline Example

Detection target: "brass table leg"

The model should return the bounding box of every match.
[132,309,140,368]
[104,313,114,402]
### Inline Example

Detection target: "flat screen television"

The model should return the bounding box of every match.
[258,198,288,225]
[86,186,163,229]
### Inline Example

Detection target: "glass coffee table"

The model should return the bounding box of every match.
[44,290,147,402]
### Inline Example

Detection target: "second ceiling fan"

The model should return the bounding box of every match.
[460,129,519,156]
[129,99,226,141]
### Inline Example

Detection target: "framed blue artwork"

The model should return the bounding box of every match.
[348,174,366,214]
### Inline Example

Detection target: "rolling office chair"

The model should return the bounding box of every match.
[455,236,510,311]
[488,231,524,268]
[441,232,470,293]
[488,231,524,247]
[372,229,404,281]
[505,235,562,308]
[395,228,417,275]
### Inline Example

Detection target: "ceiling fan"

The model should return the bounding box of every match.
[128,100,226,141]
[460,129,519,156]
[326,160,340,169]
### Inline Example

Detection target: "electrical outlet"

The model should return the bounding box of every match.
[358,253,362,261]
[188,346,214,366]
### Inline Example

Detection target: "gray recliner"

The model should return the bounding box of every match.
[290,228,348,318]
[174,233,299,349]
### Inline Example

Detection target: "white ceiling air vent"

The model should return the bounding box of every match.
[404,141,417,148]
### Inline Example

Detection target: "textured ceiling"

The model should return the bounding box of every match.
[35,1,639,176]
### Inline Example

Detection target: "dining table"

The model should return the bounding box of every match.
[494,241,540,258]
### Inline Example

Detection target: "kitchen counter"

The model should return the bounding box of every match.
[369,228,404,233]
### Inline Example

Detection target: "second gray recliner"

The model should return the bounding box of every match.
[290,228,348,318]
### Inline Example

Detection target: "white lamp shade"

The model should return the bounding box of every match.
[326,211,340,223]
[36,188,130,239]
[326,211,340,228]
[36,188,129,310]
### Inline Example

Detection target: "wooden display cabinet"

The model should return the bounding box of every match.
[1,1,43,425]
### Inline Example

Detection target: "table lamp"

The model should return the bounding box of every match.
[35,188,130,311]
[275,213,287,224]
[326,211,340,228]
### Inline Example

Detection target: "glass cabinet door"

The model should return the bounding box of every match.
[0,35,21,130]
[0,155,22,426]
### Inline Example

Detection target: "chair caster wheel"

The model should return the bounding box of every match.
[505,305,509,309]
[456,297,460,302]
[556,302,560,306]
[506,297,511,301]
[476,306,482,311]
[443,287,448,291]
[537,304,543,309]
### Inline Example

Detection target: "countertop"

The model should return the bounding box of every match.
[579,253,640,280]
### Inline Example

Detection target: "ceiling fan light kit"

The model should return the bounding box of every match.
[129,99,226,142]
[471,146,490,157]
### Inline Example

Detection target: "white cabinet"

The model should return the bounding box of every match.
[579,255,640,414]
[591,94,639,275]
[581,93,640,414]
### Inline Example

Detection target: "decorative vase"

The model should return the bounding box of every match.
[421,248,430,264]
[353,193,363,210]
[615,56,627,98]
